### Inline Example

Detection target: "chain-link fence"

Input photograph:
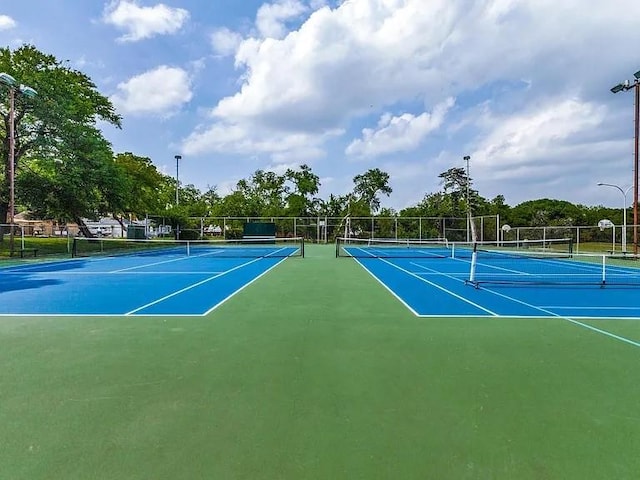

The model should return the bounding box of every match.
[144,215,500,243]
[1,216,639,259]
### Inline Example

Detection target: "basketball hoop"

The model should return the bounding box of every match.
[598,219,614,232]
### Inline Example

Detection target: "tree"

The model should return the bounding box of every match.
[0,44,121,224]
[113,152,173,218]
[285,164,320,216]
[409,192,456,218]
[437,166,484,217]
[216,169,291,218]
[17,126,125,236]
[353,168,392,213]
[509,199,585,227]
[200,187,221,216]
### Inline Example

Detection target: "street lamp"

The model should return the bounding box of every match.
[610,68,640,254]
[0,72,37,253]
[597,182,632,253]
[463,155,471,242]
[174,154,182,205]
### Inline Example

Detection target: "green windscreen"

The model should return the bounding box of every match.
[243,222,276,237]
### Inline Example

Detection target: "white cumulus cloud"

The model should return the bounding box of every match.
[182,0,640,208]
[111,66,192,115]
[469,97,630,203]
[182,120,333,163]
[256,0,308,39]
[0,15,16,30]
[210,27,243,57]
[103,0,189,42]
[346,98,455,158]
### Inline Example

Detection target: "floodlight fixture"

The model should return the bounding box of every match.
[19,85,37,98]
[0,72,17,87]
[635,70,640,80]
[610,83,625,94]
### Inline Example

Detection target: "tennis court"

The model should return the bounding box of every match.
[2,241,639,479]
[0,237,304,315]
[338,238,640,322]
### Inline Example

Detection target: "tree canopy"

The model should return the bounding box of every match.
[1,44,121,233]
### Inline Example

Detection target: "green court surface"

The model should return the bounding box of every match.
[1,245,639,479]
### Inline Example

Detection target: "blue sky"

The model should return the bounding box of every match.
[2,0,640,210]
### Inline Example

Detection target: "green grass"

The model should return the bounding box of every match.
[1,245,639,479]
[0,236,73,258]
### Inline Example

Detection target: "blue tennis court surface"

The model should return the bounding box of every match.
[351,252,640,319]
[0,248,297,316]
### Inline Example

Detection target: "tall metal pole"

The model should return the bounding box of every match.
[623,190,628,253]
[464,155,471,242]
[610,70,640,254]
[8,87,15,253]
[174,154,182,205]
[634,84,639,255]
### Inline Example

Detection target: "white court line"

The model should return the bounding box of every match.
[352,248,497,316]
[125,247,289,315]
[109,249,224,273]
[352,257,421,316]
[0,271,226,275]
[200,257,288,316]
[474,283,640,349]
[541,305,640,311]
[407,260,640,348]
[125,257,266,315]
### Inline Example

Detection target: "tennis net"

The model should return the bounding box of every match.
[335,237,573,260]
[72,236,305,259]
[336,237,452,258]
[467,247,640,287]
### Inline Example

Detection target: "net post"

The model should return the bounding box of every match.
[469,243,478,284]
[601,255,606,285]
[335,237,340,258]
[186,241,190,257]
[300,237,305,258]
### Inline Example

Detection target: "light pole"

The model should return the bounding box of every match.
[0,72,37,253]
[463,155,471,242]
[597,182,632,253]
[174,154,182,205]
[610,68,640,255]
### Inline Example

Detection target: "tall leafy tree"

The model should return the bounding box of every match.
[113,152,173,218]
[17,126,125,236]
[0,44,121,224]
[200,186,221,216]
[221,169,290,217]
[353,168,392,213]
[437,166,483,217]
[285,164,320,216]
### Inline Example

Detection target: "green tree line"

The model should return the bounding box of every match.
[0,45,624,238]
